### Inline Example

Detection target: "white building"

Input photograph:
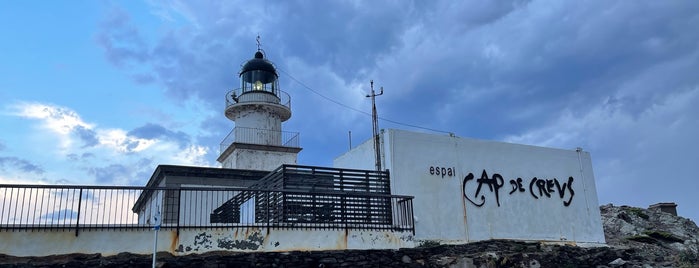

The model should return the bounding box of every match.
[335,129,606,245]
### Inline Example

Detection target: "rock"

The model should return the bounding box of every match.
[401,255,411,263]
[435,256,455,266]
[609,258,626,266]
[319,257,337,264]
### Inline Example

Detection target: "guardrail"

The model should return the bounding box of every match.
[225,88,291,110]
[0,185,414,236]
[220,127,300,153]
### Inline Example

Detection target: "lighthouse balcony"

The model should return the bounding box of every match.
[220,127,300,154]
[225,88,291,110]
[225,89,292,121]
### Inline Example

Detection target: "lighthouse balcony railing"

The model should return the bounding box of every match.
[225,88,291,110]
[220,127,300,153]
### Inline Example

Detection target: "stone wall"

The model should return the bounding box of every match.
[0,240,637,268]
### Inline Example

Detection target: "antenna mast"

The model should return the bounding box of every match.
[366,80,384,171]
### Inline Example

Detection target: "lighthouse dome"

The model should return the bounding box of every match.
[239,51,279,94]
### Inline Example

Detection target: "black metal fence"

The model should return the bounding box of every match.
[0,184,414,236]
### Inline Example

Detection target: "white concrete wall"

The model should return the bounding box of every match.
[0,228,414,257]
[138,180,165,225]
[178,184,237,226]
[334,138,375,170]
[334,129,605,245]
[232,106,283,133]
[224,149,297,171]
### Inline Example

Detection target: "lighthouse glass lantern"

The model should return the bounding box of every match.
[240,51,279,95]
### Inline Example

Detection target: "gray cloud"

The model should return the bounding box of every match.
[89,164,130,184]
[72,125,99,148]
[127,123,190,149]
[41,209,78,222]
[97,1,699,222]
[0,157,45,174]
[66,152,96,162]
[95,7,149,68]
[88,158,154,185]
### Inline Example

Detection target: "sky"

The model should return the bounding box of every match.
[0,1,698,223]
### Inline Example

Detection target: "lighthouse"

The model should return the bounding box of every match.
[217,49,302,170]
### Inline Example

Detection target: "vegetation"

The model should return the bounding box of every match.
[417,240,441,248]
[643,231,684,243]
[626,235,659,244]
[624,207,649,220]
[626,230,684,245]
[678,250,699,268]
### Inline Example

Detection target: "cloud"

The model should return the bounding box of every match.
[41,209,78,222]
[7,102,212,185]
[12,102,94,136]
[95,6,149,68]
[0,157,44,174]
[504,86,699,222]
[73,125,100,148]
[96,128,156,153]
[10,102,154,153]
[127,123,190,149]
[89,164,131,184]
[66,153,95,162]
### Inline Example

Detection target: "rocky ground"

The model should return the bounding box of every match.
[598,204,698,267]
[0,204,697,267]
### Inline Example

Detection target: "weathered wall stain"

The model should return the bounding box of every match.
[217,230,265,250]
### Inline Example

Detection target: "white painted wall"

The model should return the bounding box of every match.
[223,149,298,171]
[232,108,283,134]
[0,228,414,257]
[334,138,375,170]
[177,184,238,226]
[334,129,605,245]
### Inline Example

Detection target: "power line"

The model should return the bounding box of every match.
[278,68,371,117]
[278,68,452,134]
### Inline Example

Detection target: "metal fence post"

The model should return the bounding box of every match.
[266,191,270,232]
[176,189,181,235]
[75,188,83,237]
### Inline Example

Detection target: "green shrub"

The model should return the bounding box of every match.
[643,231,684,243]
[625,235,658,244]
[679,250,698,267]
[625,207,650,220]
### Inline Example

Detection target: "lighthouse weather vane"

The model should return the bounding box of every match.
[366,80,384,171]
[256,34,261,51]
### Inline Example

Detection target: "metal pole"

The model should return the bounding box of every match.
[366,80,384,171]
[152,204,161,268]
[75,188,83,237]
[152,228,158,268]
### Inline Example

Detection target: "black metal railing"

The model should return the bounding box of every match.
[220,127,300,153]
[0,185,414,235]
[225,88,291,110]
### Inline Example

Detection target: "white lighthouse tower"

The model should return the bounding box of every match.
[217,49,302,170]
